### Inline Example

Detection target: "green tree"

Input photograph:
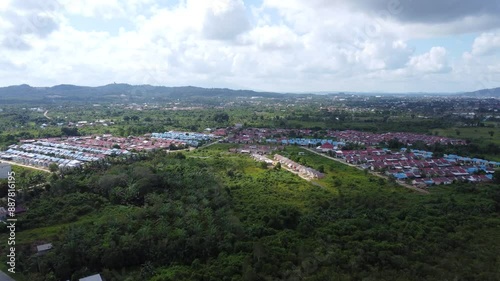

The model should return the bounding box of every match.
[61,127,79,136]
[274,162,281,170]
[387,138,404,149]
[493,169,500,184]
[49,163,59,173]
[214,112,229,123]
[318,165,325,173]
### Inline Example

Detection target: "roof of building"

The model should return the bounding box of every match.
[79,274,103,281]
[320,142,334,149]
[36,243,53,252]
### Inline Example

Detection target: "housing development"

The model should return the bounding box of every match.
[335,148,497,185]
[0,128,496,188]
[0,132,219,171]
[1,1,500,279]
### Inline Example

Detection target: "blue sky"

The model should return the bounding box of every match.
[409,35,476,58]
[0,0,499,93]
[69,16,135,35]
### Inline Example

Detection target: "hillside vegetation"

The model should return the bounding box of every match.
[1,146,500,281]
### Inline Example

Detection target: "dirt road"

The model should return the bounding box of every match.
[44,110,52,120]
[0,160,50,173]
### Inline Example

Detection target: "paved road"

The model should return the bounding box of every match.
[0,270,15,281]
[43,110,52,120]
[200,137,228,149]
[303,148,429,194]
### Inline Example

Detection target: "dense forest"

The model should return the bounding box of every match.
[0,84,284,104]
[2,146,500,280]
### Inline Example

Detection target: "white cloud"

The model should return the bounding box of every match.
[0,0,499,93]
[0,0,11,11]
[202,0,250,40]
[352,40,414,71]
[245,25,300,51]
[472,32,500,56]
[407,47,451,74]
[0,0,61,50]
[60,0,154,19]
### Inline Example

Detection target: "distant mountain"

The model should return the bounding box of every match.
[0,84,285,104]
[2,84,498,104]
[459,87,500,98]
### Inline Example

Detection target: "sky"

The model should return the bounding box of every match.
[0,0,500,93]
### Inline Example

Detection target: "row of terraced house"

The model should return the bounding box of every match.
[333,148,497,186]
[226,128,465,147]
[274,154,325,179]
[329,130,466,146]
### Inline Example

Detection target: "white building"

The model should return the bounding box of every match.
[79,274,104,281]
[0,163,11,179]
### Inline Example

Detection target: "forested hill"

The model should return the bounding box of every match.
[0,84,285,103]
[459,87,500,98]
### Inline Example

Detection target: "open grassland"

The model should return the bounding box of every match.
[435,127,500,145]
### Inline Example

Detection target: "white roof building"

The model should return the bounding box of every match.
[79,274,104,281]
[0,162,11,179]
[36,243,53,253]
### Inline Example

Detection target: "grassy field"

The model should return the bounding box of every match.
[276,146,407,194]
[198,144,415,197]
[434,127,500,145]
